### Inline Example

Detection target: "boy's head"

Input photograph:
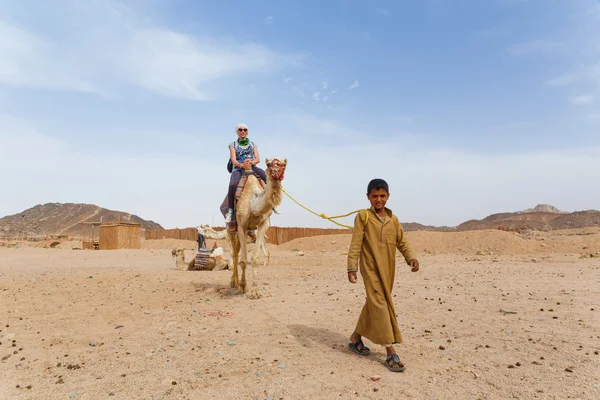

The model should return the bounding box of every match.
[366,178,390,212]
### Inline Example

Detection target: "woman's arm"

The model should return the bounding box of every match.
[229,146,242,168]
[252,146,260,165]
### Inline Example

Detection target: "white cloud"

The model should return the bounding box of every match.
[375,8,390,16]
[123,28,297,100]
[0,4,301,101]
[508,40,564,56]
[312,92,320,101]
[329,89,338,95]
[568,94,595,105]
[535,2,600,102]
[260,112,368,141]
[545,63,600,87]
[545,72,580,87]
[349,80,359,90]
[284,77,292,83]
[321,81,328,89]
[2,114,599,229]
[291,85,305,97]
[0,22,102,95]
[263,16,274,24]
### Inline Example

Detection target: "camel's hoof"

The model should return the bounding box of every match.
[230,279,239,288]
[249,289,262,299]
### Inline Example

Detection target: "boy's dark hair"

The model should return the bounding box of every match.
[367,178,389,194]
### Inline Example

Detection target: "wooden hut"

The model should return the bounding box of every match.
[99,222,142,250]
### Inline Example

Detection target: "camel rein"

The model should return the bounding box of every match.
[279,187,366,229]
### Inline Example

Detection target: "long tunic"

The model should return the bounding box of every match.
[347,206,417,345]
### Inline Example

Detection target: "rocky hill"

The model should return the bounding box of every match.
[403,204,600,232]
[0,203,163,237]
[456,211,562,231]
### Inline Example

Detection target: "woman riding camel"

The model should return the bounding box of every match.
[225,123,279,223]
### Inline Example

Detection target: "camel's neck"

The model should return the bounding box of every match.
[252,176,282,215]
[203,228,227,240]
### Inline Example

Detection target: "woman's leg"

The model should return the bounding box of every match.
[197,232,206,250]
[228,169,242,210]
[251,165,267,183]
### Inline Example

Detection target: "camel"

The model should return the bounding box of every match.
[172,248,229,271]
[198,225,271,267]
[221,157,287,299]
[173,248,195,271]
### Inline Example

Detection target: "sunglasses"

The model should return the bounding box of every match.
[238,128,248,132]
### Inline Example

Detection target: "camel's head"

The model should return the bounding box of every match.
[173,248,185,259]
[265,158,287,181]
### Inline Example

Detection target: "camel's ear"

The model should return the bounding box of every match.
[265,158,271,166]
[283,158,287,165]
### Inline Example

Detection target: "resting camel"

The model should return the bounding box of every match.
[223,157,287,299]
[172,248,229,271]
[198,225,271,267]
[172,248,194,270]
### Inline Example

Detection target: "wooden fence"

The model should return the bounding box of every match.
[144,227,351,245]
[144,228,199,241]
[266,227,351,245]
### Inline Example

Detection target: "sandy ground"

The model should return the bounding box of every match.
[1,229,599,400]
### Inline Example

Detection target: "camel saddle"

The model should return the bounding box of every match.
[220,169,266,233]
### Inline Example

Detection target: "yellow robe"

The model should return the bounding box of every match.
[347,206,417,345]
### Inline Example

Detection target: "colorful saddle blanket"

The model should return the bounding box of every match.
[192,248,213,271]
[220,171,266,233]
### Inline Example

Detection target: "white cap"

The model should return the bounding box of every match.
[236,123,248,131]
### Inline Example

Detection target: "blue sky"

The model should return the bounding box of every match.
[1,0,599,229]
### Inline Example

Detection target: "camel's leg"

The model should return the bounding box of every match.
[261,242,271,267]
[266,249,271,267]
[260,243,270,267]
[229,233,240,288]
[249,222,269,299]
[237,228,248,293]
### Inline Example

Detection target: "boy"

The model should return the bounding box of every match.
[347,178,420,372]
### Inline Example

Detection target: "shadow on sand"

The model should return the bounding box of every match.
[288,324,383,364]
[191,281,240,297]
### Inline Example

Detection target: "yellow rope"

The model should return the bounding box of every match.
[279,186,362,229]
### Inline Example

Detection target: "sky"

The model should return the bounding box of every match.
[1,0,599,229]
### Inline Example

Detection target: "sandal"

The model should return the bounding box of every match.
[385,353,405,372]
[348,339,371,356]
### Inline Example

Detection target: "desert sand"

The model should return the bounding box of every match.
[1,229,599,399]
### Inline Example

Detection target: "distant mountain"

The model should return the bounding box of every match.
[0,203,163,237]
[2,202,598,238]
[520,204,566,214]
[402,204,600,232]
[401,222,456,232]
